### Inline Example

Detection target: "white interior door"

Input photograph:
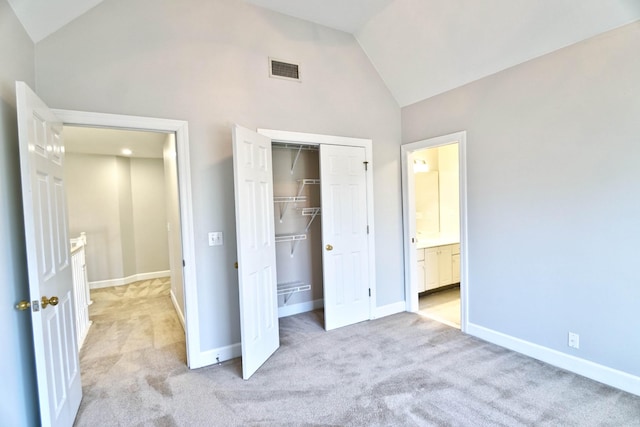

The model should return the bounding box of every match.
[320,144,371,330]
[232,124,279,379]
[16,81,82,427]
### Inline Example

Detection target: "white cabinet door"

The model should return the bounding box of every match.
[424,247,439,291]
[417,259,426,293]
[452,254,460,283]
[437,246,453,287]
[320,144,370,330]
[232,125,279,380]
[416,249,426,293]
[16,81,82,427]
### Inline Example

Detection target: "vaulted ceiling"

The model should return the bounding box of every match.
[7,0,640,107]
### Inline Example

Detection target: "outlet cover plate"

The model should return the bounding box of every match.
[568,332,580,349]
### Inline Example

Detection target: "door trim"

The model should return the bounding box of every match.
[51,109,203,368]
[401,131,469,332]
[258,128,377,320]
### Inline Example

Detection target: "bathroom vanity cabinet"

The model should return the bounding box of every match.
[417,243,460,292]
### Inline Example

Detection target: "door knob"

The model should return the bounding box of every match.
[325,244,333,251]
[41,295,59,309]
[16,300,31,311]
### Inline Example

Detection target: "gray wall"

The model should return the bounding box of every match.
[35,0,403,351]
[66,153,123,281]
[403,22,640,376]
[117,156,136,278]
[65,152,169,282]
[131,157,170,273]
[0,0,39,424]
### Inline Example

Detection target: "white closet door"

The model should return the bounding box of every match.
[232,125,279,379]
[16,81,82,427]
[320,144,371,330]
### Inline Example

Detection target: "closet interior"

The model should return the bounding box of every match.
[272,143,324,319]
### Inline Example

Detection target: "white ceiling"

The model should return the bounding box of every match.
[64,126,166,159]
[8,0,640,106]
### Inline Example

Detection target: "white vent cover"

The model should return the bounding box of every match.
[269,58,301,82]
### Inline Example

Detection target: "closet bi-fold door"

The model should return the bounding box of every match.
[320,144,371,330]
[232,125,279,380]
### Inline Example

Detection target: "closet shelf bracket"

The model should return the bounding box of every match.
[275,233,307,257]
[277,281,311,304]
[274,196,307,223]
[299,207,321,232]
[296,179,321,198]
[272,143,319,174]
[291,145,302,174]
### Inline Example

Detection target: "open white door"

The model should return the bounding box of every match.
[320,144,371,330]
[16,82,82,426]
[232,124,279,379]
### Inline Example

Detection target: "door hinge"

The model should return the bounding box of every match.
[368,288,371,297]
[366,225,370,234]
[182,260,185,267]
[363,161,369,171]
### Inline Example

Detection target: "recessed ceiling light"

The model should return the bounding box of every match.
[121,148,132,156]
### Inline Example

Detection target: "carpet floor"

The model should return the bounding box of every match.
[74,279,640,426]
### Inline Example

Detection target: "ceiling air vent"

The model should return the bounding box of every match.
[269,58,301,82]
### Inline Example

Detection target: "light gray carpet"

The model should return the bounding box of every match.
[74,279,640,426]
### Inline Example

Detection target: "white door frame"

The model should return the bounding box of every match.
[257,128,377,320]
[401,131,469,331]
[52,109,204,368]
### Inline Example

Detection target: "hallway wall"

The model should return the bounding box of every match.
[65,152,169,285]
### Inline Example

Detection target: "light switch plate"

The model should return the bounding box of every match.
[208,231,223,246]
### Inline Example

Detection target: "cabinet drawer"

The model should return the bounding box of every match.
[416,248,425,261]
[451,243,460,255]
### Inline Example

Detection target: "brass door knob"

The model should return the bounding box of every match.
[325,244,333,251]
[16,300,31,311]
[41,295,59,309]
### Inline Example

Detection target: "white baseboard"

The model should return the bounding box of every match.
[170,290,185,331]
[189,343,242,369]
[278,299,323,318]
[89,270,170,289]
[466,322,640,396]
[374,301,406,319]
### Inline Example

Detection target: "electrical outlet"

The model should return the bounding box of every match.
[568,332,580,349]
[208,231,224,246]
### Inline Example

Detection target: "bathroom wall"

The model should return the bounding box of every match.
[414,144,459,240]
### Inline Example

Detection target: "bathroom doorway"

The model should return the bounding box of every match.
[401,132,468,330]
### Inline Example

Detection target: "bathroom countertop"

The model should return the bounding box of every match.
[416,236,460,249]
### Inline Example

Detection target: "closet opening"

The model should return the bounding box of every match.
[233,126,376,379]
[272,143,324,323]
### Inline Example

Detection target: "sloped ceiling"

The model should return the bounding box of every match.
[8,0,640,107]
[7,0,104,43]
[248,0,640,106]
